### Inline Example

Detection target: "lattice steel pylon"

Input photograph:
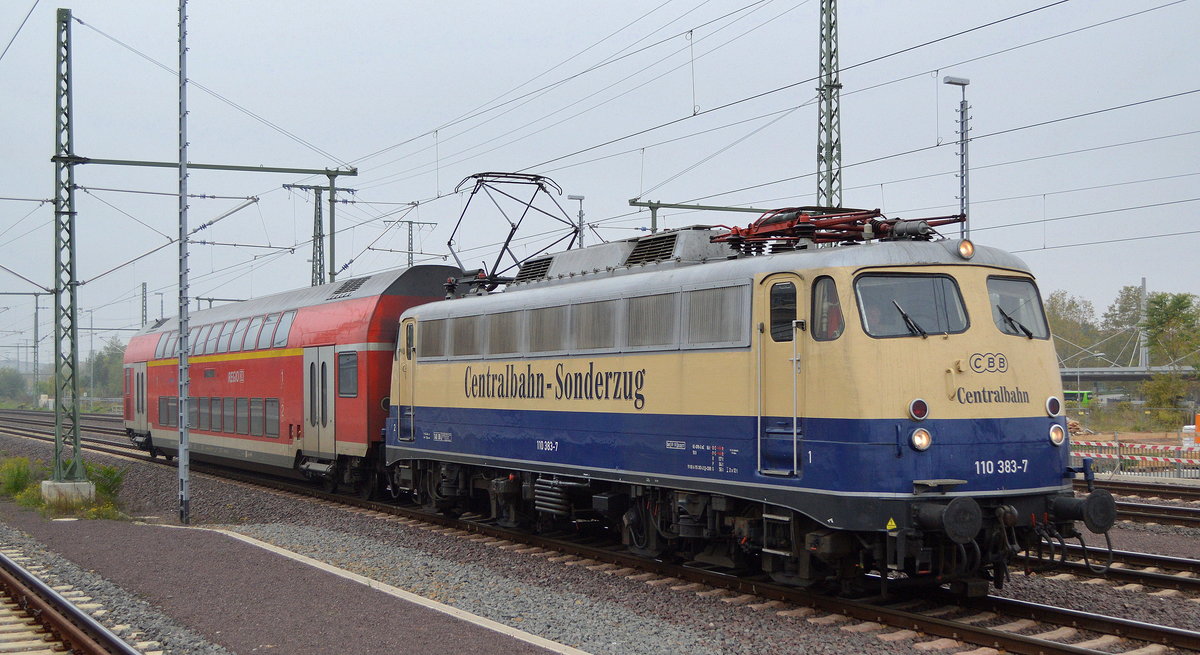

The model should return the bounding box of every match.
[52,8,85,482]
[816,0,842,208]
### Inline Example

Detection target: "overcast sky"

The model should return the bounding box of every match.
[1,0,1197,366]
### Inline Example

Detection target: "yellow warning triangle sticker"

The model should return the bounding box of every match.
[885,517,897,530]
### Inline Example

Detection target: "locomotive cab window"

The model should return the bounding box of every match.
[338,352,359,398]
[987,276,1050,339]
[811,277,844,341]
[855,274,968,338]
[769,282,796,342]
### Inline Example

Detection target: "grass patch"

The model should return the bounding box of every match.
[0,457,129,519]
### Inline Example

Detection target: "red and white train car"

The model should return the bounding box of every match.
[124,265,457,491]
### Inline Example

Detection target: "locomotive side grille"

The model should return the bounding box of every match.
[514,257,553,283]
[623,233,678,266]
[327,277,369,300]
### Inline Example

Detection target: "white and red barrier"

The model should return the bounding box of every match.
[1071,440,1200,466]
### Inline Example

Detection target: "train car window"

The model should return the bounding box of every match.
[404,323,414,360]
[418,319,446,357]
[320,363,329,427]
[166,396,179,427]
[273,310,296,348]
[451,316,481,356]
[236,398,249,434]
[242,316,264,351]
[308,363,317,425]
[168,331,180,357]
[338,352,359,398]
[986,277,1050,339]
[769,282,797,342]
[228,318,251,352]
[487,311,521,355]
[193,325,212,355]
[158,396,169,426]
[811,277,845,342]
[528,306,568,352]
[256,313,281,350]
[250,398,264,436]
[627,293,678,347]
[154,332,169,359]
[187,397,199,428]
[223,397,236,433]
[265,398,280,438]
[687,286,745,345]
[211,397,223,432]
[205,323,223,354]
[198,397,210,431]
[855,274,968,338]
[216,321,236,353]
[572,300,617,350]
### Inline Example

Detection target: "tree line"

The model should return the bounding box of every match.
[1046,285,1199,409]
[0,338,126,407]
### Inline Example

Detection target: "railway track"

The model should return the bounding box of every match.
[1076,478,1200,504]
[4,412,1200,653]
[0,548,144,655]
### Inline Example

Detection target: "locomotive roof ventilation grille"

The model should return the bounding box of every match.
[623,233,678,266]
[327,277,369,300]
[514,257,553,283]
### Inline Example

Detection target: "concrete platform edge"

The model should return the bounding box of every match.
[150,523,591,655]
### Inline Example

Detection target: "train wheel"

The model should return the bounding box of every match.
[625,498,667,558]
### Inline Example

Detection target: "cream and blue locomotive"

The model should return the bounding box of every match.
[383,208,1114,594]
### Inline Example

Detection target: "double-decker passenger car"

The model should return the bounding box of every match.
[382,210,1115,594]
[124,265,457,490]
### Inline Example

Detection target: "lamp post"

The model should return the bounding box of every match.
[943,76,970,239]
[567,194,585,248]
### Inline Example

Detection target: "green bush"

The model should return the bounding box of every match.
[85,462,125,502]
[0,458,35,497]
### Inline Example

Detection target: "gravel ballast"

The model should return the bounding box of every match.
[2,432,1198,654]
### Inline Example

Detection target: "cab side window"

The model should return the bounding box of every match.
[769,282,796,342]
[811,276,844,341]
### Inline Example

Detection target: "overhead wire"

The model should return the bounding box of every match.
[0,0,37,65]
[71,15,348,166]
[356,0,791,191]
[516,0,1077,173]
[348,1,766,168]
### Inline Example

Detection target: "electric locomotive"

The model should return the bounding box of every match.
[382,208,1115,595]
[123,265,457,490]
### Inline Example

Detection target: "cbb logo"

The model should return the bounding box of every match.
[969,352,1008,373]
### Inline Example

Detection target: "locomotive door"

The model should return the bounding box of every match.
[302,346,337,457]
[755,273,807,476]
[398,319,416,442]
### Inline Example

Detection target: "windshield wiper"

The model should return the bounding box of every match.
[892,300,927,339]
[996,304,1033,339]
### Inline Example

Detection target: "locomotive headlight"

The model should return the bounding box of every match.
[957,239,975,259]
[1049,424,1066,446]
[910,428,933,451]
[1046,396,1062,416]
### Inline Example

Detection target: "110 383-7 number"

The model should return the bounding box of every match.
[973,459,1028,475]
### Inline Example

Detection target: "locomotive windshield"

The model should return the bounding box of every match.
[855,274,968,338]
[986,276,1050,339]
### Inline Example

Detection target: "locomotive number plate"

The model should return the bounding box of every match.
[973,459,1028,475]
